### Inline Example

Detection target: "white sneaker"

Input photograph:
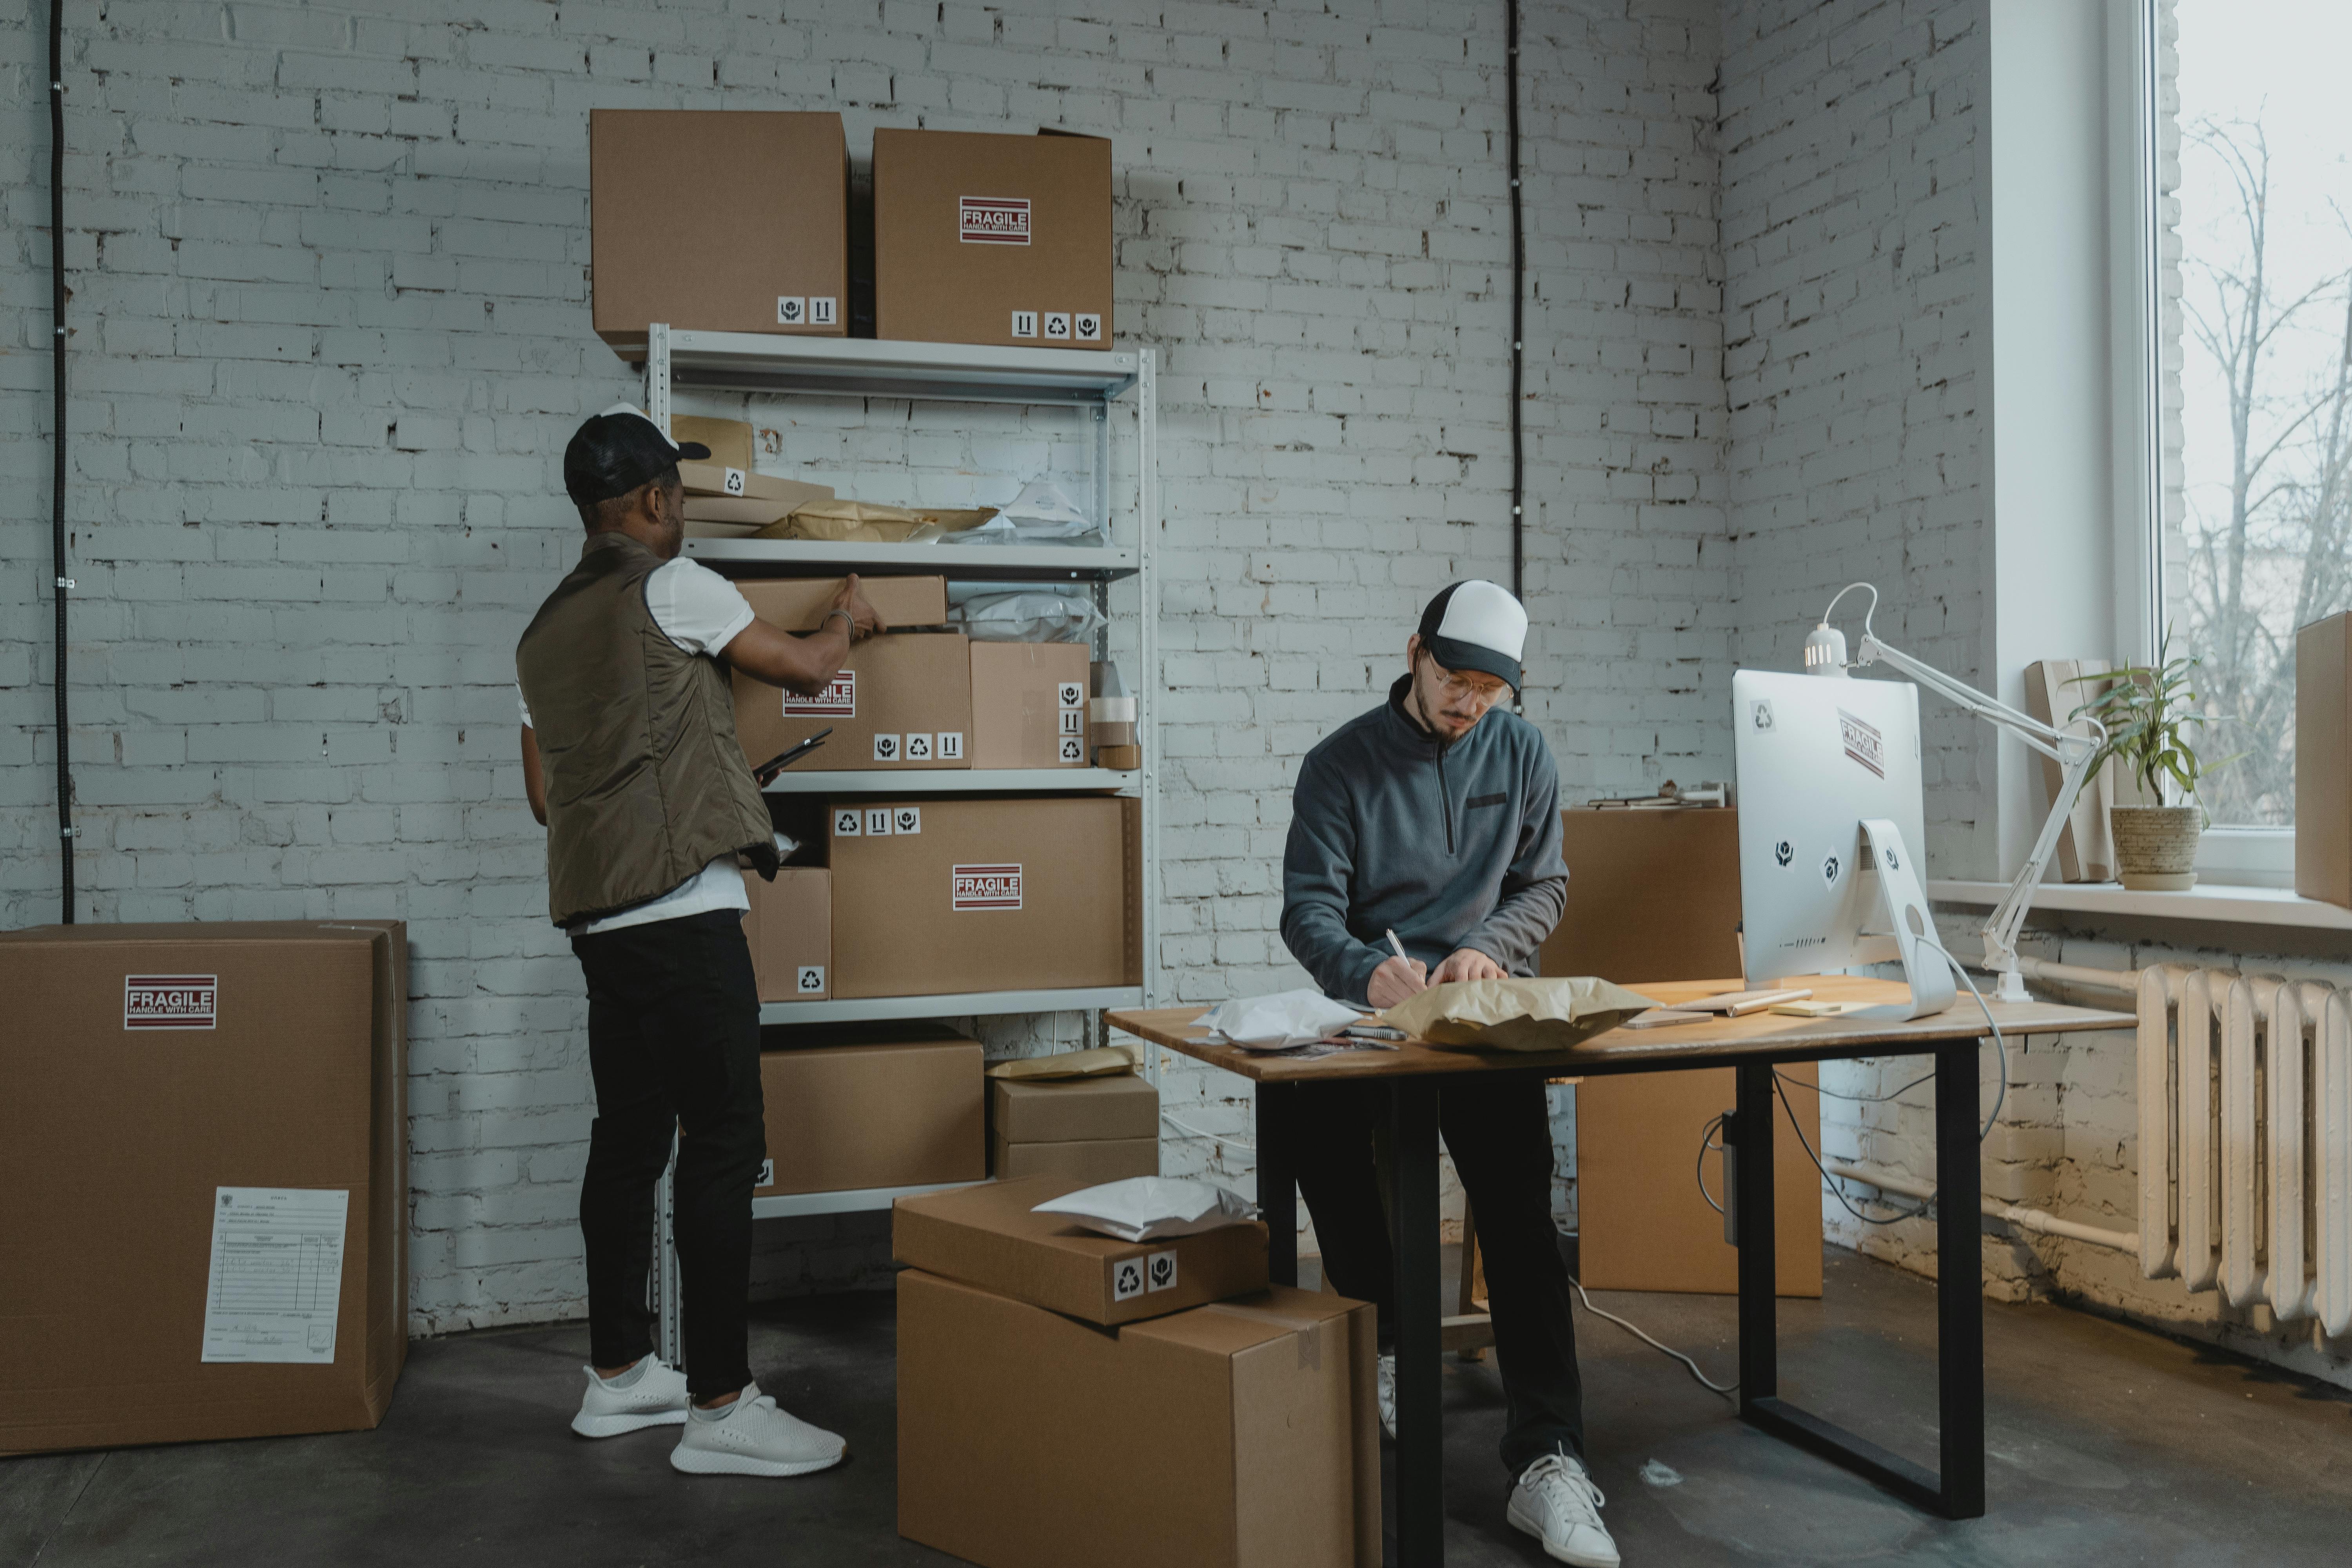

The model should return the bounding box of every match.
[669,1382,848,1477]
[570,1357,690,1438]
[1376,1353,1397,1440]
[1508,1452,1619,1568]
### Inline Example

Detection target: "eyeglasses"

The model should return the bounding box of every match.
[1426,661,1507,708]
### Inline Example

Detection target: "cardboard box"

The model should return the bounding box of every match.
[829,795,1140,997]
[676,460,826,510]
[590,110,847,346]
[733,632,973,773]
[670,416,754,472]
[970,642,1091,769]
[742,867,830,1001]
[0,922,408,1455]
[873,129,1113,351]
[898,1270,1378,1568]
[737,576,948,635]
[895,1174,1267,1326]
[991,1133,1159,1184]
[2299,613,2352,908]
[1541,808,1822,1295]
[991,1073,1158,1144]
[757,1036,983,1197]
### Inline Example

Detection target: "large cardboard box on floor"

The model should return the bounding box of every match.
[828,794,1140,997]
[894,1174,1262,1325]
[590,110,848,346]
[742,867,830,1000]
[0,922,408,1455]
[970,641,1091,768]
[2298,612,2352,908]
[873,129,1113,350]
[1543,807,1823,1295]
[757,1033,982,1197]
[733,632,973,773]
[898,1269,1378,1568]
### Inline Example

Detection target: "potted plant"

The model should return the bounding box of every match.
[2067,639,2238,891]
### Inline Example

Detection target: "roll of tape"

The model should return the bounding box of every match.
[1089,696,1138,722]
[1095,744,1142,771]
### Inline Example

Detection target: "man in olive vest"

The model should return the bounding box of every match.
[517,404,878,1477]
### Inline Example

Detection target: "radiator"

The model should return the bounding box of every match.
[2137,965,2352,1334]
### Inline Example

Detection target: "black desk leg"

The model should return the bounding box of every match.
[1732,1061,1779,1410]
[1936,1040,1988,1517]
[1390,1078,1444,1567]
[1256,1080,1298,1288]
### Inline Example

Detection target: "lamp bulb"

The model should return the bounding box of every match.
[1803,621,1850,677]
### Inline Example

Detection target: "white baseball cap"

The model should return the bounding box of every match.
[1416,580,1528,693]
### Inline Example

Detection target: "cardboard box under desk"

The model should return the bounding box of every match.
[0,922,408,1455]
[873,129,1113,351]
[897,1270,1378,1568]
[969,641,1090,769]
[893,1174,1266,1327]
[756,1035,982,1198]
[590,110,847,345]
[1543,806,1822,1295]
[2299,612,2352,908]
[826,794,1140,998]
[733,632,972,773]
[742,867,830,1001]
[991,1133,1158,1184]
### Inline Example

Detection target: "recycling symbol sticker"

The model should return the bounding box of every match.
[1113,1259,1145,1301]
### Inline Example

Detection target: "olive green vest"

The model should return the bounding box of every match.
[515,532,777,928]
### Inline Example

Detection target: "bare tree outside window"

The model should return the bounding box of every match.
[2165,0,2352,827]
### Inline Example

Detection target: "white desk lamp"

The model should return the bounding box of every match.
[1802,583,2105,1004]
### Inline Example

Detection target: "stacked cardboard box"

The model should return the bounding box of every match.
[893,1178,1377,1568]
[756,1026,983,1198]
[990,1072,1159,1182]
[0,922,408,1455]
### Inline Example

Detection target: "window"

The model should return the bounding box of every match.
[2160,0,2352,829]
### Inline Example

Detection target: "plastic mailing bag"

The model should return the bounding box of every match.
[946,478,1107,546]
[948,588,1106,644]
[1377,976,1658,1052]
[1195,989,1364,1050]
[984,1045,1138,1082]
[1031,1176,1259,1243]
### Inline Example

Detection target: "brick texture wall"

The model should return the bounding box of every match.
[0,0,1726,1332]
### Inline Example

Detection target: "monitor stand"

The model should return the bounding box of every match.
[1848,818,1956,1021]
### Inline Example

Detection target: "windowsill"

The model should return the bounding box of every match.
[1929,878,2352,932]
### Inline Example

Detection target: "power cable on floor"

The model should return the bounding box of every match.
[1566,1272,1737,1399]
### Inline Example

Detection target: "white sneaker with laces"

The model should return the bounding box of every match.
[1376,1353,1397,1439]
[670,1383,848,1477]
[570,1358,690,1438]
[1507,1451,1620,1568]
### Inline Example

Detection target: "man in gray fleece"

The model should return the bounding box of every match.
[1280,580,1617,1568]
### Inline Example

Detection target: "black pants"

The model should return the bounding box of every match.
[572,909,766,1401]
[1292,1071,1584,1475]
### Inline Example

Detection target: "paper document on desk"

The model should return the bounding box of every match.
[1194,989,1364,1050]
[1379,976,1657,1052]
[200,1187,350,1364]
[1033,1177,1259,1242]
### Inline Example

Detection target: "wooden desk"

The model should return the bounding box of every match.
[1112,975,2134,1566]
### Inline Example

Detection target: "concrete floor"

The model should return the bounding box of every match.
[8,1245,2352,1567]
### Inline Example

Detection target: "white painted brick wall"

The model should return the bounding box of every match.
[1,0,1726,1332]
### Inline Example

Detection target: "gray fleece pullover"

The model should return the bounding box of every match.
[1281,675,1569,1005]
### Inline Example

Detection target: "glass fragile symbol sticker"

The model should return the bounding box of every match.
[784,672,854,717]
[951,863,1022,911]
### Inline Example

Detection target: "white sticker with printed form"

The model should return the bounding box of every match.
[200,1187,350,1364]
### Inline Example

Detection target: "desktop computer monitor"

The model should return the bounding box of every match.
[1731,669,1952,1017]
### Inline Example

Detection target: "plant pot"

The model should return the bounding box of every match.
[2109,804,2201,891]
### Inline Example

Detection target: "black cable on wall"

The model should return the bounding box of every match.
[1506,0,1524,610]
[50,0,75,924]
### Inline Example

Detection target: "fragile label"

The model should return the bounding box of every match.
[952,863,1022,911]
[125,974,218,1030]
[1112,1255,1146,1301]
[1838,708,1885,778]
[795,966,825,995]
[1146,1251,1179,1292]
[785,672,855,717]
[960,196,1033,244]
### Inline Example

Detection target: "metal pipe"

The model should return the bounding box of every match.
[50,0,75,923]
[2016,955,2141,995]
[1505,0,1524,611]
[1825,1159,2138,1253]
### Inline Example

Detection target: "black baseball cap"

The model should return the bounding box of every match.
[1417,580,1529,694]
[563,403,710,509]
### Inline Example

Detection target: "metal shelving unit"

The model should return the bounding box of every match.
[632,328,1159,1365]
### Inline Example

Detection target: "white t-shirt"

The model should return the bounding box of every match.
[518,557,760,936]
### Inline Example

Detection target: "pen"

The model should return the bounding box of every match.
[1386,929,1408,965]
